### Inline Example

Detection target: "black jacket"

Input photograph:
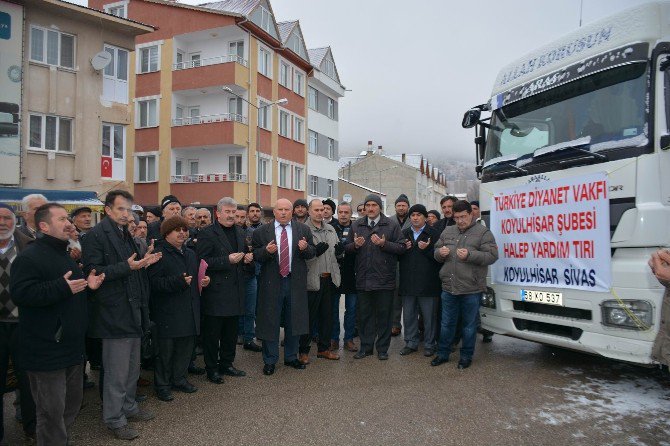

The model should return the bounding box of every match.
[148,242,200,338]
[82,217,149,339]
[331,220,356,294]
[196,223,251,317]
[399,225,442,297]
[345,214,406,291]
[435,216,455,235]
[10,235,88,371]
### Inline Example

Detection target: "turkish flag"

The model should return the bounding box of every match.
[101,156,112,178]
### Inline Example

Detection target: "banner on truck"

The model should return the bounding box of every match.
[490,172,611,292]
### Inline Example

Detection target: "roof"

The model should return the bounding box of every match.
[197,0,258,15]
[0,187,104,209]
[338,178,386,196]
[277,20,297,44]
[338,152,446,182]
[307,47,329,68]
[30,0,155,32]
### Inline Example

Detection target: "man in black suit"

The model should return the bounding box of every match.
[196,197,252,384]
[252,198,315,375]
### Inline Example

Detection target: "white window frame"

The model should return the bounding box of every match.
[308,130,318,154]
[229,154,243,176]
[101,123,126,180]
[327,138,335,160]
[278,161,290,188]
[309,175,318,196]
[327,97,335,119]
[258,98,271,130]
[291,33,304,58]
[259,6,274,34]
[258,153,272,185]
[135,152,158,183]
[135,95,160,128]
[327,179,334,197]
[103,1,128,18]
[293,116,304,143]
[324,58,336,79]
[293,166,304,191]
[28,113,73,153]
[258,46,272,78]
[308,86,318,110]
[293,70,305,96]
[279,110,291,138]
[136,41,162,74]
[102,44,129,104]
[175,159,183,176]
[29,25,76,70]
[279,61,291,88]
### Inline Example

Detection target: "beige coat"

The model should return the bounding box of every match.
[305,219,341,292]
[652,282,670,366]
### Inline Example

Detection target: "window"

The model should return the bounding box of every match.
[189,159,199,175]
[309,130,318,154]
[101,123,126,179]
[229,98,243,121]
[260,6,273,34]
[279,62,291,88]
[30,26,75,69]
[309,175,318,196]
[327,179,334,197]
[258,47,271,77]
[324,58,336,79]
[103,45,129,104]
[258,157,269,184]
[104,1,127,18]
[137,98,158,128]
[293,71,304,96]
[279,111,290,138]
[328,138,335,159]
[327,97,335,119]
[137,155,157,182]
[308,87,318,110]
[293,166,303,190]
[293,117,304,142]
[189,52,201,68]
[187,106,200,125]
[229,155,242,175]
[291,34,304,58]
[258,99,270,129]
[175,159,182,176]
[229,41,244,62]
[139,45,158,73]
[29,114,72,152]
[279,162,289,188]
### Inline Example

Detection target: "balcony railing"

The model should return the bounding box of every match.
[171,173,247,183]
[173,55,248,70]
[172,113,247,126]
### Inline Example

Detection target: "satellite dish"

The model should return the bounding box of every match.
[91,51,112,71]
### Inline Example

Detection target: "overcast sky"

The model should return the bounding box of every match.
[78,0,653,160]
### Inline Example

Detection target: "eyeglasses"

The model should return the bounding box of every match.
[174,227,189,233]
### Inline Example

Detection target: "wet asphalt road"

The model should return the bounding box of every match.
[3,331,669,446]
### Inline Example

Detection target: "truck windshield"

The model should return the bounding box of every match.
[484,63,648,170]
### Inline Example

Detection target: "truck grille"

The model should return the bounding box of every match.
[512,318,584,340]
[512,301,592,320]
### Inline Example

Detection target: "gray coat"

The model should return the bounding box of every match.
[305,218,341,292]
[434,221,498,295]
[652,282,670,366]
[252,221,316,341]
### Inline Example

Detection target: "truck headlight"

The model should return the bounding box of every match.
[601,300,653,330]
[481,287,496,309]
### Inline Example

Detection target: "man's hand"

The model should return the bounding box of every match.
[649,249,670,281]
[371,233,386,247]
[298,237,308,251]
[456,248,469,260]
[64,271,88,294]
[418,237,431,250]
[354,233,365,248]
[201,275,210,288]
[183,273,193,286]
[266,240,278,254]
[86,269,105,290]
[405,240,412,250]
[438,246,450,258]
[143,251,162,268]
[127,253,145,270]
[243,253,254,264]
[69,248,82,261]
[229,252,245,264]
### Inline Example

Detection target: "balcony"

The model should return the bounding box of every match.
[173,55,248,70]
[171,119,247,149]
[172,57,248,92]
[171,173,247,183]
[172,112,247,126]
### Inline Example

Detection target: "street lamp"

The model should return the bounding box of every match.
[222,86,288,205]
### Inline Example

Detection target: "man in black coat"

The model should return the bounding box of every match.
[345,194,406,360]
[398,204,442,357]
[146,195,182,243]
[10,203,104,445]
[196,197,253,384]
[81,190,162,441]
[434,195,457,234]
[252,198,316,376]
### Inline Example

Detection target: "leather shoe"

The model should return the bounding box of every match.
[206,372,224,384]
[399,346,417,356]
[424,348,435,357]
[391,327,401,337]
[155,389,174,402]
[298,353,310,365]
[263,364,275,375]
[353,350,371,359]
[344,340,357,352]
[377,352,389,360]
[220,366,246,377]
[457,359,472,370]
[188,363,206,375]
[243,341,262,352]
[317,350,340,360]
[284,359,306,369]
[329,340,339,351]
[172,381,197,393]
[431,356,449,366]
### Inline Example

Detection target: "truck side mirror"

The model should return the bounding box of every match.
[462,109,481,128]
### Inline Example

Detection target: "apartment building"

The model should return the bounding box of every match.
[305,46,345,204]
[89,0,311,207]
[1,0,152,198]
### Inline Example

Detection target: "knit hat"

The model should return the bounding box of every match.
[408,204,428,218]
[160,216,189,238]
[470,200,480,207]
[160,195,181,210]
[293,199,308,209]
[70,206,92,218]
[428,210,441,220]
[395,194,410,206]
[322,199,336,213]
[363,194,382,208]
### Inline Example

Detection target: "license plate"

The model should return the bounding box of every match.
[521,289,563,306]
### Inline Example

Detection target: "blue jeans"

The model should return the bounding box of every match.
[261,277,299,365]
[436,291,481,361]
[331,293,357,341]
[238,275,258,343]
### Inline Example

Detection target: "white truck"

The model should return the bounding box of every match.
[462,2,670,364]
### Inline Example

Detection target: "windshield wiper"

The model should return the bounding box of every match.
[486,159,529,178]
